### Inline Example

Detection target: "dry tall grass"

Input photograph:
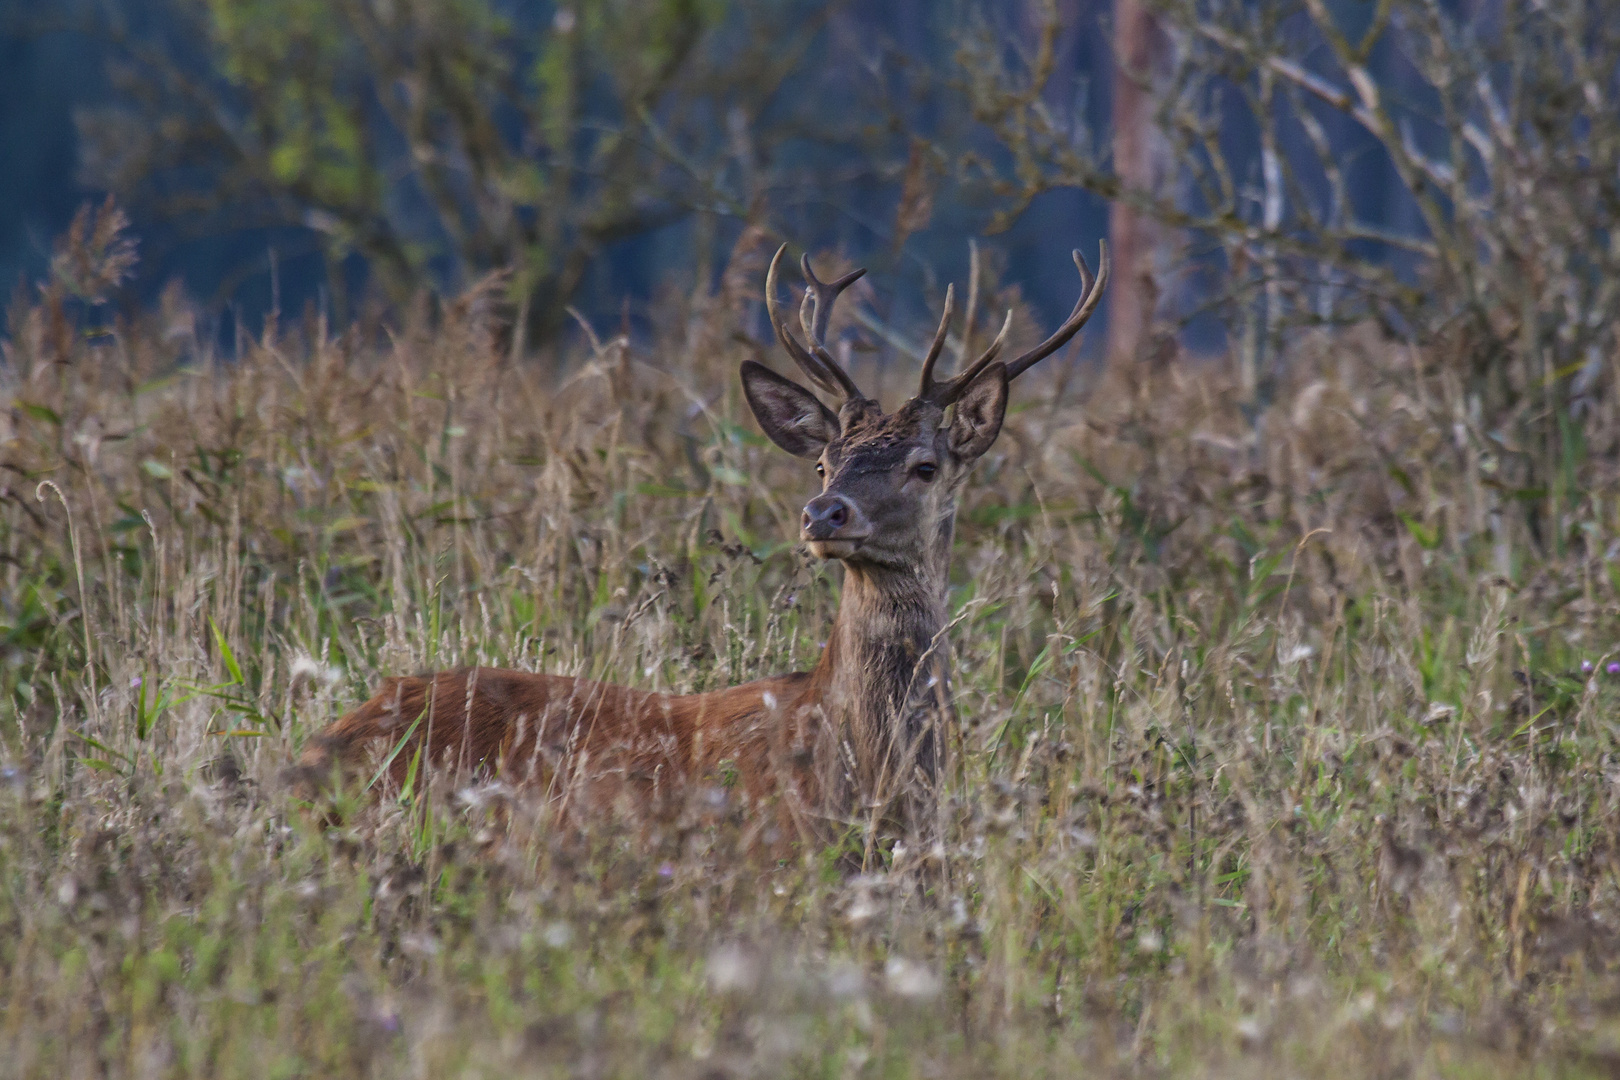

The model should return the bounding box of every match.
[5,219,1620,1077]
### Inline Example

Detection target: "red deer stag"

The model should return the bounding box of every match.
[300,242,1108,845]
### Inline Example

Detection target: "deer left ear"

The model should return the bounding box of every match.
[741,360,841,459]
[947,363,1008,461]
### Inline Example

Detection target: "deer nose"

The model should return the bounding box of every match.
[801,494,866,541]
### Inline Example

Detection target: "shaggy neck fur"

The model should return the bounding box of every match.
[806,500,958,817]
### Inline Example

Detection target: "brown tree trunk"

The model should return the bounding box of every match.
[1107,0,1170,366]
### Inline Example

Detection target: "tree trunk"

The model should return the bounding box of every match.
[1107,0,1171,366]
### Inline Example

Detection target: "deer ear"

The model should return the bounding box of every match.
[741,361,840,459]
[947,363,1009,461]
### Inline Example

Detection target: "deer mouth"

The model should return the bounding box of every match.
[805,537,866,559]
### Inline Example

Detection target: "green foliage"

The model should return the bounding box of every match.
[205,0,369,208]
[79,0,844,334]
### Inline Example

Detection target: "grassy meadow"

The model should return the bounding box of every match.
[6,229,1620,1077]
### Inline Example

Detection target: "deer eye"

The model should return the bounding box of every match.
[914,462,938,482]
[815,462,826,478]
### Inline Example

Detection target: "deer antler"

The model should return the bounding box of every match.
[918,241,1110,406]
[764,244,867,402]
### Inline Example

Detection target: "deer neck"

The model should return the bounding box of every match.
[808,509,955,801]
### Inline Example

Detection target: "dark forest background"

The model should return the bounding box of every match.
[0,0,1612,418]
[0,1,1116,348]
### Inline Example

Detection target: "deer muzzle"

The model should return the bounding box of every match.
[801,493,870,558]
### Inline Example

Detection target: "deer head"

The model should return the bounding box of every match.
[742,243,1109,574]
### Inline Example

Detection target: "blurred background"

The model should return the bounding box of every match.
[0,0,1606,406]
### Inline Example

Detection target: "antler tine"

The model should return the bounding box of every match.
[923,308,1013,407]
[956,239,982,364]
[915,283,955,398]
[799,254,866,348]
[764,244,848,399]
[1003,240,1110,381]
[796,253,867,402]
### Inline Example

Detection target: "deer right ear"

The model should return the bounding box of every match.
[740,361,840,459]
[947,362,1008,462]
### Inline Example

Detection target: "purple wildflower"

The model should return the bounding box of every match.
[658,862,674,878]
[1582,661,1595,674]
[1608,662,1620,675]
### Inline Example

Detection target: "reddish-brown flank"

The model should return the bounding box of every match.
[301,664,828,837]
